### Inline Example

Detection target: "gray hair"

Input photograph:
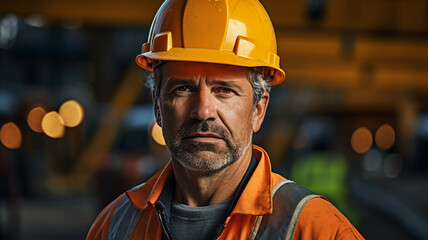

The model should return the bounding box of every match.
[145,66,271,107]
[247,68,271,107]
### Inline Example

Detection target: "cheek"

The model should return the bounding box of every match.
[160,100,188,130]
[219,101,253,136]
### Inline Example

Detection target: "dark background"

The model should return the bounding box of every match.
[0,0,428,239]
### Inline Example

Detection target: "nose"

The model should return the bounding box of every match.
[189,88,217,121]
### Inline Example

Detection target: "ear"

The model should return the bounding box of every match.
[152,90,162,127]
[252,92,270,133]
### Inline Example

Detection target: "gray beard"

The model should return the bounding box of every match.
[165,120,251,175]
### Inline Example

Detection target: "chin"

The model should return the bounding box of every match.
[176,151,237,175]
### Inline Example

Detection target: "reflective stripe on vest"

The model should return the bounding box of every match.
[107,184,143,240]
[250,180,321,240]
[106,180,321,240]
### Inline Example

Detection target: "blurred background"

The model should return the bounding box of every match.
[0,0,427,239]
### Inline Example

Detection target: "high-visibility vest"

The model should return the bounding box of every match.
[106,180,321,240]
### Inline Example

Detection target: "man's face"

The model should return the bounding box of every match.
[154,61,268,174]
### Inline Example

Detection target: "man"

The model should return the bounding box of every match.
[87,0,364,239]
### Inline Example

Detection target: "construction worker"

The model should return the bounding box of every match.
[87,0,364,239]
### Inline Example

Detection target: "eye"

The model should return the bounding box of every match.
[175,86,192,92]
[214,87,235,95]
[172,85,194,96]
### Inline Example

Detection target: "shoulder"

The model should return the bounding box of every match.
[294,197,364,240]
[86,193,127,240]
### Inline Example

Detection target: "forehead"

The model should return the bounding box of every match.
[160,61,249,82]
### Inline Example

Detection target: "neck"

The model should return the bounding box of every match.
[172,146,253,207]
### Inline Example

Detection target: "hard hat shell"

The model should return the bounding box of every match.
[136,0,285,85]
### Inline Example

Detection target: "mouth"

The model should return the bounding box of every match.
[185,132,224,144]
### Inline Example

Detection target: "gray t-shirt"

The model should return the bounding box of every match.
[170,198,233,240]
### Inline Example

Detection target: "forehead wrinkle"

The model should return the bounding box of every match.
[160,63,251,94]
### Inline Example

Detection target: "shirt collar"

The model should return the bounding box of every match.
[231,145,273,215]
[126,145,274,215]
[127,161,173,210]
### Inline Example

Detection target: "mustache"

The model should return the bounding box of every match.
[176,121,231,142]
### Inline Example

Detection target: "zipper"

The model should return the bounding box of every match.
[155,204,174,240]
[213,223,226,240]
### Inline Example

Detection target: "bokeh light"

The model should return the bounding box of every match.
[375,124,395,150]
[59,100,84,127]
[0,122,22,149]
[384,154,402,178]
[27,106,47,133]
[363,149,382,172]
[41,111,65,138]
[351,127,373,154]
[151,123,166,146]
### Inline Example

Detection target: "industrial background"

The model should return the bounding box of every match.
[0,0,428,239]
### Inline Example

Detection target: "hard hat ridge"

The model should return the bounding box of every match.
[136,0,286,85]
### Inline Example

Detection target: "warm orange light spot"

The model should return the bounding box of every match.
[59,100,84,127]
[375,124,395,150]
[351,127,373,154]
[0,122,22,149]
[151,123,166,146]
[27,106,47,133]
[41,111,65,138]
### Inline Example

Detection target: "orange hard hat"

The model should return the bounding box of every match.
[136,0,285,85]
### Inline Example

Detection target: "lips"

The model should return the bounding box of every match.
[186,132,223,139]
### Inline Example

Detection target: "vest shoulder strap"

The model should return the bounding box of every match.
[106,181,321,240]
[107,184,144,240]
[250,180,322,240]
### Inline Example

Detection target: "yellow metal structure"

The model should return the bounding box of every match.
[135,0,286,85]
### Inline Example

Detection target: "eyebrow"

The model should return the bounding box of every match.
[209,80,244,92]
[163,78,245,92]
[164,79,194,90]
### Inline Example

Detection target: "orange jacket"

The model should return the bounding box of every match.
[87,145,364,240]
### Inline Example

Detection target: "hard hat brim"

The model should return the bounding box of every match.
[136,48,286,86]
